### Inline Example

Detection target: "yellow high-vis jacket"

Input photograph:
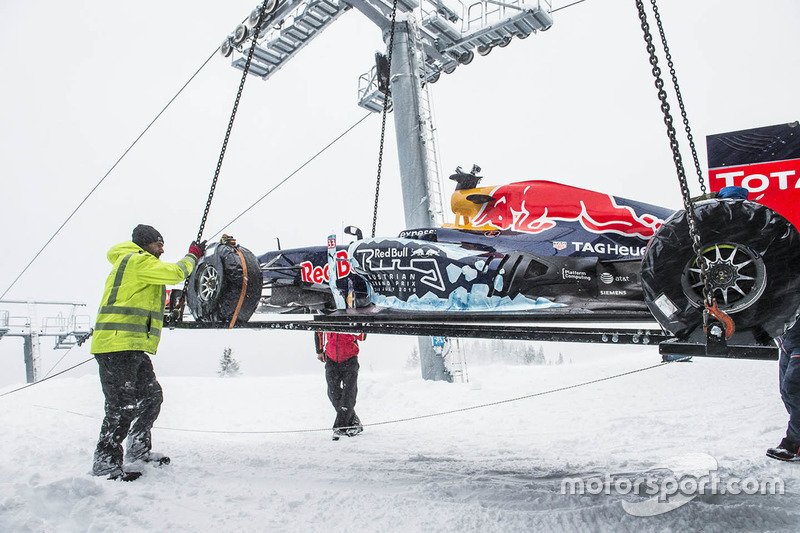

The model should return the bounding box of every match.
[91,241,196,355]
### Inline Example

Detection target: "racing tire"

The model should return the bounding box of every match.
[187,242,262,325]
[642,199,800,340]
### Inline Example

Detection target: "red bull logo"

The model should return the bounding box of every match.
[300,250,350,283]
[469,181,662,238]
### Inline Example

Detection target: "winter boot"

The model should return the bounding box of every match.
[108,470,143,482]
[128,451,171,466]
[332,429,346,441]
[345,414,363,437]
[345,426,363,437]
[93,452,123,477]
[127,431,170,465]
[93,458,142,482]
[766,437,800,461]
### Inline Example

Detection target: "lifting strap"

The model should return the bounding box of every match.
[223,235,249,329]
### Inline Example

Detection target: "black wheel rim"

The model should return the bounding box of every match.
[680,242,767,313]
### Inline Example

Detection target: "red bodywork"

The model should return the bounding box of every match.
[470,180,663,238]
[707,121,800,228]
[709,159,800,229]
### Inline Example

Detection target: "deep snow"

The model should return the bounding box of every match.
[2,348,799,532]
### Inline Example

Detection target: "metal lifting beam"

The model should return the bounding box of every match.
[176,315,667,344]
[173,312,778,360]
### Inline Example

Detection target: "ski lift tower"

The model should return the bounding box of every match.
[0,300,92,383]
[222,0,553,380]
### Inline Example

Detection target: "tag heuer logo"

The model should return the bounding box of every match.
[553,241,567,251]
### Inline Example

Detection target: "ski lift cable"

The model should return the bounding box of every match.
[0,357,95,399]
[208,111,374,240]
[0,47,221,301]
[20,357,690,431]
[551,0,589,14]
[42,345,79,380]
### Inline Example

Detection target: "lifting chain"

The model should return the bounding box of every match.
[193,2,270,244]
[371,0,400,238]
[634,1,718,317]
[174,1,272,323]
[648,0,707,196]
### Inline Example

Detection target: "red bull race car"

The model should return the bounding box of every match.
[185,162,800,345]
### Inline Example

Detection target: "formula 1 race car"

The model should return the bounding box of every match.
[185,164,800,345]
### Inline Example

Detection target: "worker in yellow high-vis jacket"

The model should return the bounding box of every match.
[90,224,205,481]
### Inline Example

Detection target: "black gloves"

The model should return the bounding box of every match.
[189,240,207,259]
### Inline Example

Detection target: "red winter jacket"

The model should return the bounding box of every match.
[315,331,366,363]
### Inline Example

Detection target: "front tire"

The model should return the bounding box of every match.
[187,242,262,325]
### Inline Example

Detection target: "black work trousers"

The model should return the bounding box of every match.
[325,356,359,429]
[93,350,163,475]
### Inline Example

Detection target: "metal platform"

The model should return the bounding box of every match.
[176,308,666,345]
[174,307,779,360]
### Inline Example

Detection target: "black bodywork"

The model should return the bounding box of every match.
[256,198,674,315]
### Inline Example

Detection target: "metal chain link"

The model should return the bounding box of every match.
[635,0,714,307]
[178,2,271,313]
[649,0,707,195]
[194,3,269,243]
[371,0,400,238]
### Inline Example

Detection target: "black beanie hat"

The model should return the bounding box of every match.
[132,224,164,247]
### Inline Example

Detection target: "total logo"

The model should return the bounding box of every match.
[712,168,798,196]
[300,250,350,284]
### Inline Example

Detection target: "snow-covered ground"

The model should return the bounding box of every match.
[1,349,799,532]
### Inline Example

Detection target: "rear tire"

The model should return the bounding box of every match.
[642,199,800,339]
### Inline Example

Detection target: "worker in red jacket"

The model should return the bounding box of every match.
[315,331,366,440]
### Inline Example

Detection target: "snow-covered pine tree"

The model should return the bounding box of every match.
[218,347,241,377]
[406,346,420,369]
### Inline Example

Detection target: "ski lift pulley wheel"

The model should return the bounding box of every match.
[187,241,262,325]
[249,0,279,27]
[642,199,800,341]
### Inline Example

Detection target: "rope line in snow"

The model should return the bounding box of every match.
[23,357,688,432]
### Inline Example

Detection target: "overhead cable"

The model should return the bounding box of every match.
[1,48,220,300]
